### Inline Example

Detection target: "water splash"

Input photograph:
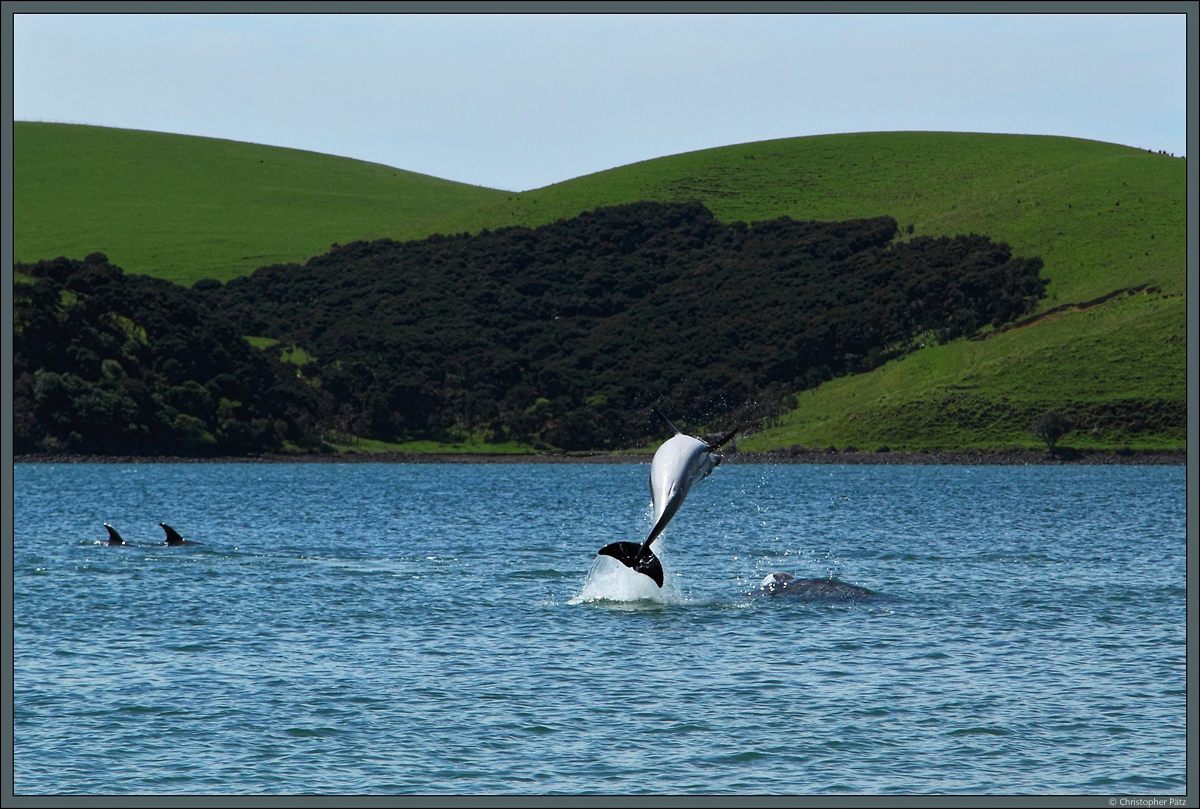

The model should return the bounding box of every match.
[570,553,684,605]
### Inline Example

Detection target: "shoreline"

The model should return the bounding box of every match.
[13,448,1186,465]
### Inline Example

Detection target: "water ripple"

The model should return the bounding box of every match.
[13,462,1185,795]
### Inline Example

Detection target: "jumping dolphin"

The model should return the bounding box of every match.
[753,572,877,600]
[159,523,193,546]
[103,523,127,545]
[597,410,736,587]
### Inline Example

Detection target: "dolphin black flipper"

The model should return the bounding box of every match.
[655,409,736,451]
[597,541,665,588]
[651,408,681,435]
[702,427,738,451]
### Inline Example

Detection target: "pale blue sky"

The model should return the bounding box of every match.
[12,10,1190,191]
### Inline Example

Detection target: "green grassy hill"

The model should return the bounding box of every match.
[13,122,507,285]
[739,290,1184,452]
[14,124,1186,451]
[401,131,1187,451]
[404,131,1185,305]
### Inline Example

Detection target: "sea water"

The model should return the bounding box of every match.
[12,462,1187,795]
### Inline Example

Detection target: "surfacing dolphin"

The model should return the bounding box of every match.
[103,523,127,545]
[597,409,736,587]
[159,523,197,546]
[753,572,878,601]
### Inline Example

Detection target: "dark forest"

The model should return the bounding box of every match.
[15,202,1047,454]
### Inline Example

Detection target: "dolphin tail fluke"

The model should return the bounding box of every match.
[597,541,664,588]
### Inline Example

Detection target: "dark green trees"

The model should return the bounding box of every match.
[14,256,329,455]
[16,202,1049,454]
[1030,410,1073,455]
[204,201,1046,449]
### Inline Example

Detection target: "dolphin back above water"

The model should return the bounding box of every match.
[598,410,736,587]
[160,523,190,546]
[753,572,878,600]
[101,522,198,546]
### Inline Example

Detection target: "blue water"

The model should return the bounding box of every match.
[12,462,1187,795]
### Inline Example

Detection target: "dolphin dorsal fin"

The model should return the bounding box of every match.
[160,523,185,545]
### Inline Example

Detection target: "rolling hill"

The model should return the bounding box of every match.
[13,123,1187,451]
[13,122,508,285]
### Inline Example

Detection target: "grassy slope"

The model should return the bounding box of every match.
[14,125,1187,450]
[405,131,1187,451]
[740,291,1185,452]
[13,122,507,284]
[400,131,1185,302]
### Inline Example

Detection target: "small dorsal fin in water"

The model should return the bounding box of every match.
[159,523,186,546]
[103,523,126,545]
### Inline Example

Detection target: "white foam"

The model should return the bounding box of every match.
[569,554,684,605]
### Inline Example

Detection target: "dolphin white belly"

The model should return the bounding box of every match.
[646,432,719,544]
